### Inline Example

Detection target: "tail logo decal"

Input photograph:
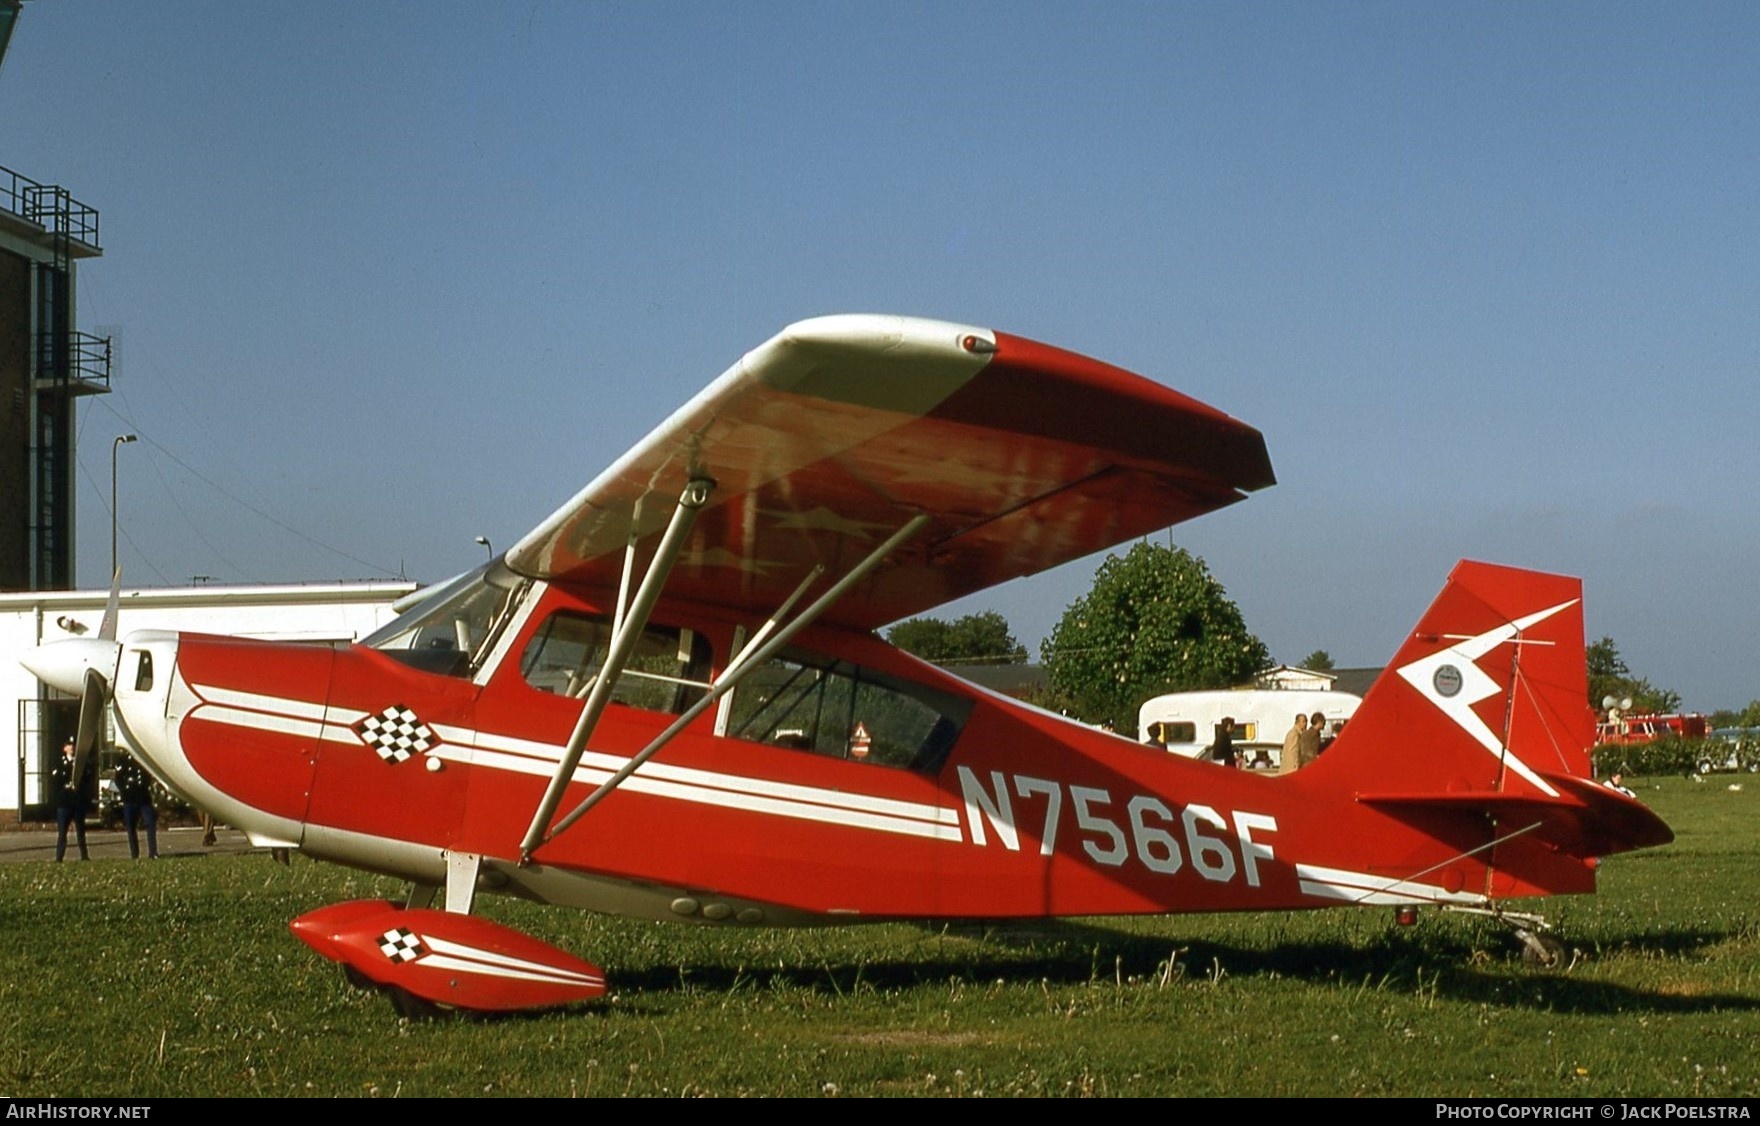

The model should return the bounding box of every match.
[1395,598,1578,798]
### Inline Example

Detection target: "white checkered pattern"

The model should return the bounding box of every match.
[378,927,426,964]
[355,705,438,763]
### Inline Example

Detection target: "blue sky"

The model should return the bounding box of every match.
[4,3,1754,708]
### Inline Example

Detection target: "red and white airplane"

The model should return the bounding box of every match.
[25,315,1670,1016]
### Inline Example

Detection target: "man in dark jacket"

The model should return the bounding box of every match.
[115,753,159,860]
[51,738,90,862]
[1210,716,1239,768]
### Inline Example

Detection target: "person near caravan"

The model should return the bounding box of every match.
[1298,711,1324,768]
[1210,717,1239,768]
[1280,714,1307,775]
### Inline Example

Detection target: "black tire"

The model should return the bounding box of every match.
[389,986,442,1020]
[1521,935,1566,968]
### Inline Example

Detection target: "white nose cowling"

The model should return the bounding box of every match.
[20,638,122,697]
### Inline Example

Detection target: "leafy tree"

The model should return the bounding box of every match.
[1298,649,1334,671]
[1041,542,1269,733]
[886,610,1027,665]
[1587,636,1682,715]
[1707,701,1760,730]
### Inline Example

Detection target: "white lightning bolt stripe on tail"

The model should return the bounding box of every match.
[1295,863,1489,908]
[1394,599,1577,798]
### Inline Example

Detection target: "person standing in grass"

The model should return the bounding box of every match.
[51,738,90,862]
[115,752,159,860]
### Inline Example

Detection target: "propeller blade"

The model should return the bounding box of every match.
[72,667,108,785]
[98,567,122,641]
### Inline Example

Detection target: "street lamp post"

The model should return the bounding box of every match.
[111,433,137,579]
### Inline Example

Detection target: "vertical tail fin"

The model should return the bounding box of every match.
[1322,561,1595,799]
[1313,562,1668,901]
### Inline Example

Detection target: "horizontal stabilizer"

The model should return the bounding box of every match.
[1359,774,1673,858]
[291,900,607,1012]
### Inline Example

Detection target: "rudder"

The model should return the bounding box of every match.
[1318,561,1594,800]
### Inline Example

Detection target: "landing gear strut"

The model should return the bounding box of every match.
[1441,904,1571,968]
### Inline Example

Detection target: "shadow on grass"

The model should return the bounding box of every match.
[596,918,1758,1019]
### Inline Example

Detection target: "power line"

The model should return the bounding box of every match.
[89,397,400,577]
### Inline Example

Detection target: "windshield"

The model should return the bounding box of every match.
[362,562,529,677]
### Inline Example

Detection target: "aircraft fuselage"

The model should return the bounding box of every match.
[111,571,1596,927]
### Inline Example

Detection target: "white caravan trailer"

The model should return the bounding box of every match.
[1136,688,1362,770]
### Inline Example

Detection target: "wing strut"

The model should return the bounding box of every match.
[517,477,715,857]
[724,563,825,678]
[527,514,932,858]
[610,495,643,639]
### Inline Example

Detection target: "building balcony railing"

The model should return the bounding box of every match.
[35,330,112,394]
[0,163,100,250]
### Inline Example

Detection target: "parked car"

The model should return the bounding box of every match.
[1701,728,1760,774]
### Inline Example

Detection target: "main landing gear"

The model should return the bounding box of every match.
[339,961,444,1020]
[292,857,608,1019]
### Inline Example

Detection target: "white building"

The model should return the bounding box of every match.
[2,580,415,820]
[1254,664,1339,692]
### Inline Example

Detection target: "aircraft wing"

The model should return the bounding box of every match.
[506,315,1274,630]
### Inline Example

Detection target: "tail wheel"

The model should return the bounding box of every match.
[1519,933,1566,968]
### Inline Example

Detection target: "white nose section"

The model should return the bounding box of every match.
[20,638,122,696]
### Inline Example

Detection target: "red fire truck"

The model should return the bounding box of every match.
[1595,711,1710,746]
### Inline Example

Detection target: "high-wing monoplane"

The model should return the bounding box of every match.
[23,315,1671,1015]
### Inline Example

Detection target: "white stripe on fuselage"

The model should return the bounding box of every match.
[186,683,962,843]
[195,683,354,724]
[1294,862,1487,907]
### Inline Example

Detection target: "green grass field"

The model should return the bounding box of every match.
[3,776,1755,1097]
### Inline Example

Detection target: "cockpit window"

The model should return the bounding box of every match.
[520,612,711,715]
[726,647,969,774]
[362,563,528,678]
